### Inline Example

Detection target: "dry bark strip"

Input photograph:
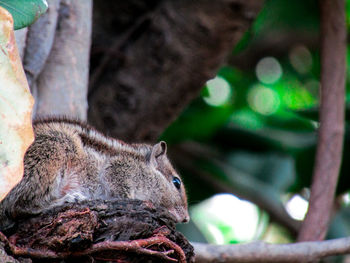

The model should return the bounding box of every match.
[1,233,186,263]
[297,0,346,242]
[88,0,263,142]
[0,199,194,263]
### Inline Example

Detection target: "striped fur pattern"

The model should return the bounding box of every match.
[0,118,189,230]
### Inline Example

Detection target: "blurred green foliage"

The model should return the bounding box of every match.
[161,0,350,247]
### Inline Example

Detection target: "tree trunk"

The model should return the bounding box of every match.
[89,0,263,142]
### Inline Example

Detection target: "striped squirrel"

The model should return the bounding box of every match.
[0,118,189,230]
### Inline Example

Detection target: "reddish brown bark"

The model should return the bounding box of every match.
[297,0,346,242]
[0,200,194,262]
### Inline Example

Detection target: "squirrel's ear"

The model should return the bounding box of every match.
[150,141,167,166]
[153,141,167,157]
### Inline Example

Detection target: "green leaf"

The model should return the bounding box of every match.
[0,0,48,30]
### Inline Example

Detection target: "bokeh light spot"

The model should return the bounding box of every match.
[191,194,264,244]
[289,45,313,74]
[203,76,232,106]
[285,195,308,221]
[248,84,280,115]
[255,57,283,84]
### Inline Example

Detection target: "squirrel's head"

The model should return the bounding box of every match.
[108,141,189,223]
[146,141,189,223]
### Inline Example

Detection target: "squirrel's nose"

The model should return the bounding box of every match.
[182,215,190,223]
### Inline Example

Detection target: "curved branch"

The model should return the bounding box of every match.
[297,0,346,241]
[193,237,350,263]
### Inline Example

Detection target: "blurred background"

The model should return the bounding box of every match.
[9,0,350,261]
[155,0,350,257]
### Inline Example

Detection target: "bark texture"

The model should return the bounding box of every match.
[297,0,346,242]
[0,241,30,263]
[89,0,263,142]
[1,200,194,263]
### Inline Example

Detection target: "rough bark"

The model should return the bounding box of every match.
[1,199,194,263]
[0,241,30,263]
[88,0,263,142]
[297,0,346,242]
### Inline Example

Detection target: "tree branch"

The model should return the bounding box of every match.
[35,0,92,120]
[88,0,263,142]
[297,0,346,242]
[193,237,350,263]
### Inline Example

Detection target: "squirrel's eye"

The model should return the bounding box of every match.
[172,177,181,190]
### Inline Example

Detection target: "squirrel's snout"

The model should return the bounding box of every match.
[182,215,190,223]
[169,207,190,223]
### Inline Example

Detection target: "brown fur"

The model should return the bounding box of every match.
[0,118,189,231]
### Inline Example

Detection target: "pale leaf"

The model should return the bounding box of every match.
[0,6,34,201]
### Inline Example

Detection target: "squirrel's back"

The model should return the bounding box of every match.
[0,118,189,231]
[33,118,149,157]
